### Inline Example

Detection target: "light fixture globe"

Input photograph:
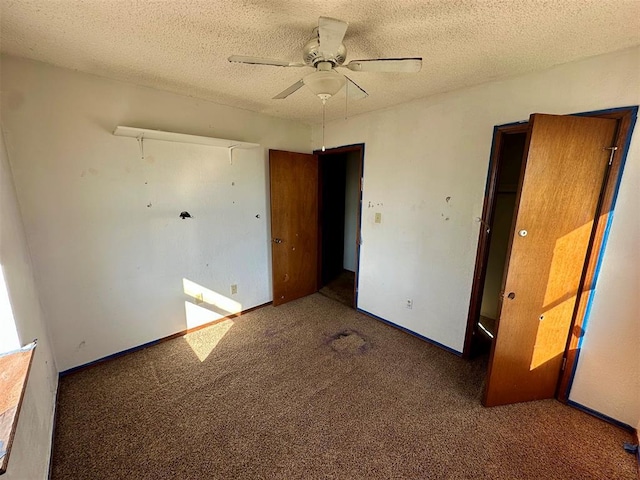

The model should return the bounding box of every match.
[303,69,346,101]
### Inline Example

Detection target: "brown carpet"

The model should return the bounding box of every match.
[319,270,355,307]
[52,294,636,479]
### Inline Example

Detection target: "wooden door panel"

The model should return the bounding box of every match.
[484,114,617,406]
[269,150,318,306]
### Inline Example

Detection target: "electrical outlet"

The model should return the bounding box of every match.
[406,299,413,309]
[375,212,382,223]
[231,284,238,295]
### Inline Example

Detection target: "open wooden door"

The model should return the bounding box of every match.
[483,114,617,407]
[269,150,319,306]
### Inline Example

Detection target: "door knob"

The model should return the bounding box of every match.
[272,238,283,244]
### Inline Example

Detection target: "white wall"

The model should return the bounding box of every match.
[0,56,311,371]
[1,127,58,479]
[343,151,360,272]
[315,47,640,426]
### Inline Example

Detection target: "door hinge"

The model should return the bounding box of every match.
[360,177,364,191]
[604,146,618,165]
[561,357,567,371]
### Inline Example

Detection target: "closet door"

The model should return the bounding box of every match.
[483,114,617,407]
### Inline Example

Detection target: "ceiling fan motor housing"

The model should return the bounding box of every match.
[303,33,347,67]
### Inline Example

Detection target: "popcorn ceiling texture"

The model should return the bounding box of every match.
[1,0,639,123]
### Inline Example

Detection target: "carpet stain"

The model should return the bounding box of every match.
[328,329,368,354]
[264,328,279,337]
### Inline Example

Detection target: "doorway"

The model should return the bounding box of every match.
[469,130,527,358]
[268,144,364,308]
[316,145,364,308]
[463,107,637,407]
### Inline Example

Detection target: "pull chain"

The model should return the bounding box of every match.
[322,99,326,152]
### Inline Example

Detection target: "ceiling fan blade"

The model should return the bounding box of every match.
[345,58,422,73]
[273,79,305,99]
[228,55,305,67]
[344,75,368,100]
[318,16,348,58]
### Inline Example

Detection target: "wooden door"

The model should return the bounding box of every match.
[269,150,319,306]
[484,114,617,407]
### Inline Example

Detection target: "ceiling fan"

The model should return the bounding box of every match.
[228,16,422,103]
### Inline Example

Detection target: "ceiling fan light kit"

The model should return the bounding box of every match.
[303,62,346,102]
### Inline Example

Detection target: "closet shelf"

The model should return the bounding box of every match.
[113,126,260,149]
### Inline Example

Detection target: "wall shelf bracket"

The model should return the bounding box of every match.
[113,126,260,154]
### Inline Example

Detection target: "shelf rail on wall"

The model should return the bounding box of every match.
[113,126,261,163]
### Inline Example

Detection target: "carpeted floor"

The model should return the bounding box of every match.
[319,270,355,307]
[52,294,636,479]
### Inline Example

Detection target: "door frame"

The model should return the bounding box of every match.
[314,143,365,308]
[462,106,637,402]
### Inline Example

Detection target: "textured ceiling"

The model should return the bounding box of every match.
[1,1,639,124]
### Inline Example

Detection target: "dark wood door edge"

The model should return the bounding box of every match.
[353,146,364,308]
[316,152,323,290]
[462,123,528,359]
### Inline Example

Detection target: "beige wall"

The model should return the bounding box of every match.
[316,46,640,426]
[1,127,58,478]
[0,56,312,372]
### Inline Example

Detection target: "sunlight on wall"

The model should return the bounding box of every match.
[184,300,225,329]
[183,278,242,316]
[0,265,21,353]
[182,278,242,362]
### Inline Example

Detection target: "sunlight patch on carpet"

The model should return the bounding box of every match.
[184,318,234,362]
